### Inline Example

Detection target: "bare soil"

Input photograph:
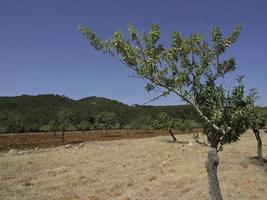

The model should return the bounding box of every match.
[0,130,266,200]
[0,130,185,151]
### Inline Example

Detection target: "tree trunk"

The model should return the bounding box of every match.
[61,130,65,144]
[193,132,200,143]
[53,124,57,137]
[253,129,264,165]
[119,122,122,130]
[168,130,177,142]
[206,147,223,200]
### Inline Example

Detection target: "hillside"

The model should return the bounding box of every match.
[0,94,199,133]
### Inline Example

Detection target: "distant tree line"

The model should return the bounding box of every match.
[0,94,266,134]
[0,94,204,133]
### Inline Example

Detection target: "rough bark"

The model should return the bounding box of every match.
[206,147,223,200]
[253,128,264,165]
[168,130,177,142]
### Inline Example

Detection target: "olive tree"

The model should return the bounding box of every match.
[79,24,255,200]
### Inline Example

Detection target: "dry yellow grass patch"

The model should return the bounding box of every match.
[0,131,266,200]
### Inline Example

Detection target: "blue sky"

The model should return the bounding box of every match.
[0,0,266,106]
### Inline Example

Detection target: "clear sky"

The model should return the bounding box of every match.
[0,0,266,106]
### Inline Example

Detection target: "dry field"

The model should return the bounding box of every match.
[0,130,174,151]
[0,131,266,200]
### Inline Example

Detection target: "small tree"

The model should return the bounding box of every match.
[13,113,25,134]
[117,110,131,129]
[50,118,59,137]
[58,109,73,143]
[125,114,152,130]
[39,124,51,134]
[80,24,255,200]
[96,111,116,134]
[151,112,178,142]
[248,107,266,165]
[77,120,91,133]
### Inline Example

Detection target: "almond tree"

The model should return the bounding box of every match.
[79,24,255,200]
[248,107,266,165]
[151,112,179,142]
[77,120,91,133]
[58,109,73,144]
[39,124,50,134]
[96,111,116,134]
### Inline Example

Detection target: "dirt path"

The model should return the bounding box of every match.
[0,131,266,200]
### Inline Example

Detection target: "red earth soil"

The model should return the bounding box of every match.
[0,129,195,151]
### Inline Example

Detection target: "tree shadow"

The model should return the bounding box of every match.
[195,140,209,147]
[248,156,267,169]
[166,140,189,144]
[67,141,83,145]
[103,135,122,138]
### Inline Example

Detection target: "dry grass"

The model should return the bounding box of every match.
[0,131,266,200]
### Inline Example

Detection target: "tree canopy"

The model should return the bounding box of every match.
[0,94,203,133]
[79,24,255,149]
[79,23,262,199]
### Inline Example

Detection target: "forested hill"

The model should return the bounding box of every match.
[2,94,264,133]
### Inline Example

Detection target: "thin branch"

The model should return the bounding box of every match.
[142,90,170,105]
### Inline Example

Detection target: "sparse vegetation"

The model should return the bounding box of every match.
[1,1,266,200]
[0,133,266,200]
[79,23,261,200]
